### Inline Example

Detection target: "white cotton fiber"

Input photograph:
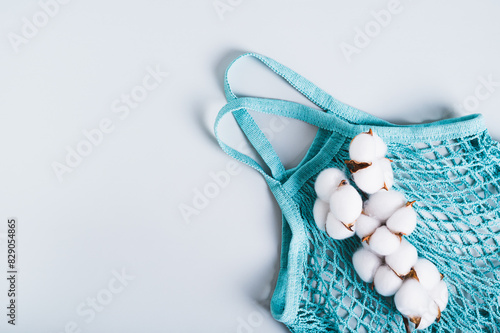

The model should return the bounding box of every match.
[367,226,401,256]
[348,130,393,194]
[352,247,382,283]
[349,133,377,162]
[394,279,434,320]
[373,132,388,158]
[393,260,445,330]
[386,205,417,236]
[329,184,362,224]
[380,158,394,190]
[314,168,345,201]
[326,213,356,240]
[416,301,439,329]
[313,199,330,232]
[352,163,385,194]
[373,265,403,297]
[385,239,418,276]
[355,214,381,239]
[413,258,441,291]
[364,190,406,221]
[431,280,449,311]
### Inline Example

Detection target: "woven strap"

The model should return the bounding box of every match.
[216,53,330,184]
[216,52,364,184]
[223,53,388,125]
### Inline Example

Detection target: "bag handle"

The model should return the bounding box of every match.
[214,97,344,185]
[223,52,388,125]
[216,53,336,185]
[224,53,337,109]
[215,53,387,185]
[232,107,287,181]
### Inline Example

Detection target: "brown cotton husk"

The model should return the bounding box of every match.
[410,316,422,328]
[362,234,372,244]
[342,222,354,231]
[406,267,419,281]
[345,160,372,173]
[406,200,416,207]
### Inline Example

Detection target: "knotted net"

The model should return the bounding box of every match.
[286,129,500,332]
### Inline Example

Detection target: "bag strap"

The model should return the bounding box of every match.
[215,53,387,185]
[224,53,338,112]
[214,97,339,185]
[216,53,334,184]
[232,108,287,180]
[223,52,389,125]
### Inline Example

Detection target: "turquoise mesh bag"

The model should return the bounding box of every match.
[214,53,500,332]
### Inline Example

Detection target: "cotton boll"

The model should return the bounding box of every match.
[329,184,362,224]
[313,199,330,231]
[395,279,432,316]
[373,265,403,297]
[386,205,417,236]
[349,132,377,162]
[367,226,401,256]
[431,280,449,311]
[352,163,385,194]
[348,130,391,193]
[380,158,394,190]
[417,302,439,329]
[373,132,388,158]
[355,214,381,239]
[413,259,441,291]
[352,248,382,283]
[385,239,418,276]
[314,168,345,201]
[326,213,356,240]
[364,190,406,221]
[395,280,435,326]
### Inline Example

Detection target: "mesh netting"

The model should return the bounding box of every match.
[286,129,500,332]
